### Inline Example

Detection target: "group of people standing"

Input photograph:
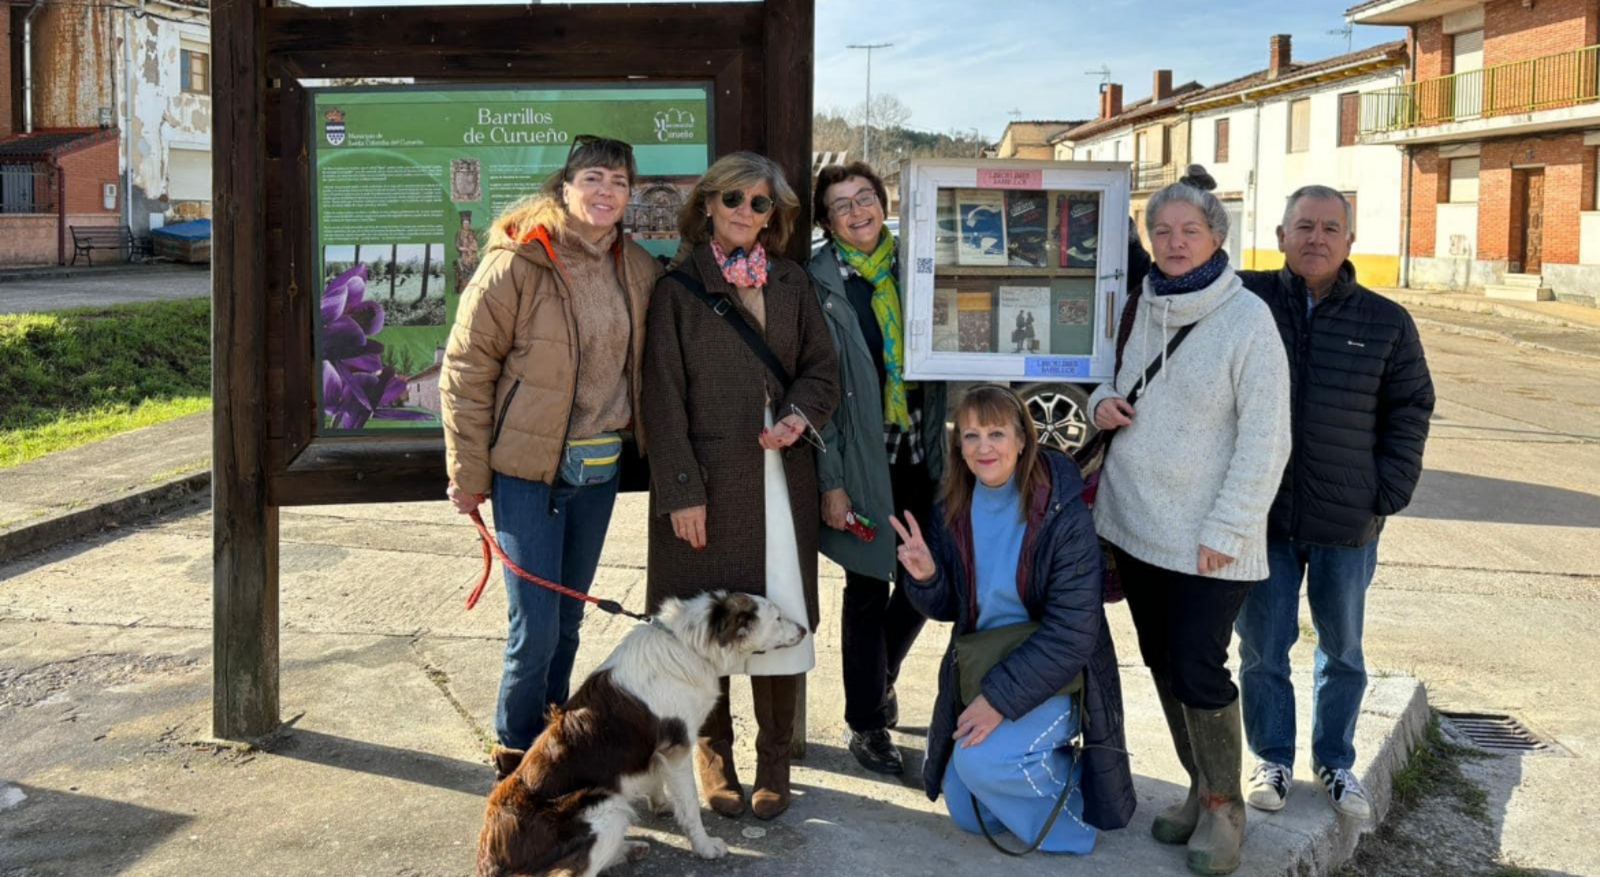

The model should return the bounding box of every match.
[436,134,1434,876]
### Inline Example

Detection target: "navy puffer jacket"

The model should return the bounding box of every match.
[1239,264,1434,546]
[901,448,1136,831]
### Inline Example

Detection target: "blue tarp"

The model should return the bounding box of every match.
[151,219,211,240]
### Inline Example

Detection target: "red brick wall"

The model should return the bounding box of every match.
[1413,20,1448,82]
[0,213,116,266]
[1410,147,1441,258]
[57,137,119,215]
[1483,0,1596,67]
[1478,133,1587,266]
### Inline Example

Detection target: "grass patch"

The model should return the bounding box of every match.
[0,300,211,468]
[1389,715,1489,821]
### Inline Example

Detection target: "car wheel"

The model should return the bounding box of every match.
[1019,382,1094,454]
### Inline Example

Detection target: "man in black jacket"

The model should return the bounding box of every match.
[1235,186,1434,821]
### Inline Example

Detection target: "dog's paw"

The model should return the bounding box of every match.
[624,840,650,863]
[691,835,729,860]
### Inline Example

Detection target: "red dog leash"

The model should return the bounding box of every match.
[464,505,648,622]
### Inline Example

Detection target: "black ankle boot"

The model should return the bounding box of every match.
[848,728,904,775]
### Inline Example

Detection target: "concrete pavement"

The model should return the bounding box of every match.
[0,264,209,314]
[4,308,1598,875]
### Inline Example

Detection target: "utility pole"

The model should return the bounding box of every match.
[847,42,893,167]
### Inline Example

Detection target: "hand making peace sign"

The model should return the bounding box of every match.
[887,512,937,582]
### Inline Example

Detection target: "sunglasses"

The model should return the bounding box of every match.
[720,189,774,214]
[565,134,634,165]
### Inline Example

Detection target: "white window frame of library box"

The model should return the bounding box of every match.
[898,159,1131,384]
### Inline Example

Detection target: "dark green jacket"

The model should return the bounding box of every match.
[807,241,947,580]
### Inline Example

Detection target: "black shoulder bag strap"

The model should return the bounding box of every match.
[1123,322,1196,409]
[668,270,792,389]
[972,689,1086,856]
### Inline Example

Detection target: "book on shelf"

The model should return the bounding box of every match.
[932,285,959,352]
[956,189,1007,266]
[1005,191,1049,268]
[935,190,959,265]
[998,285,1050,354]
[1049,277,1096,356]
[1058,192,1101,270]
[957,290,994,352]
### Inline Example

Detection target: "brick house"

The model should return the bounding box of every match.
[0,129,120,266]
[1351,0,1600,305]
[1051,73,1205,242]
[996,120,1084,159]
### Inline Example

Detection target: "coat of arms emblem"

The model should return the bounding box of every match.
[324,108,346,147]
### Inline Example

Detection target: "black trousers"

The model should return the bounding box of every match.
[1113,544,1259,711]
[840,455,934,733]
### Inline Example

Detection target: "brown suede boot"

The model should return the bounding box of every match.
[1184,697,1247,876]
[750,674,798,820]
[697,677,746,818]
[1151,675,1201,845]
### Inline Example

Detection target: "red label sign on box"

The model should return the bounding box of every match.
[977,168,1043,190]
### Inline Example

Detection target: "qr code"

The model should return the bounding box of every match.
[916,258,934,275]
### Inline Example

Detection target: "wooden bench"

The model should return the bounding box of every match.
[70,225,137,266]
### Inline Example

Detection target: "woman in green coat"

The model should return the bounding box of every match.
[807,162,947,776]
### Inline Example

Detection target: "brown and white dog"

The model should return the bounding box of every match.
[475,590,807,877]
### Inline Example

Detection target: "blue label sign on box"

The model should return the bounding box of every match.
[1024,357,1092,379]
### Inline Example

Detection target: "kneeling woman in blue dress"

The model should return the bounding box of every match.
[889,385,1135,853]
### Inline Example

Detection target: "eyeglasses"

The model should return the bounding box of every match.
[786,404,827,453]
[826,190,880,218]
[565,134,634,165]
[720,190,774,214]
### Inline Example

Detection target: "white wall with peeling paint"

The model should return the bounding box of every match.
[116,2,211,235]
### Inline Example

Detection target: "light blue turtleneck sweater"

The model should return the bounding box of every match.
[971,474,1030,632]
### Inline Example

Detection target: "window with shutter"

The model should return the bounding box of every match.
[1338,92,1359,148]
[1215,119,1230,164]
[1289,98,1312,154]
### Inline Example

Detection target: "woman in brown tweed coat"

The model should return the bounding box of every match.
[642,151,839,821]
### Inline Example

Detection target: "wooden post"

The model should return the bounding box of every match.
[213,0,280,740]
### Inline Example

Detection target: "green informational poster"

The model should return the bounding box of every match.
[312,84,713,434]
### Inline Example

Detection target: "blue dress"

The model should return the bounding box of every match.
[940,475,1097,854]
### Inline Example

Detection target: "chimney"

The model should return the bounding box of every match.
[1153,70,1173,103]
[1269,34,1293,79]
[1101,83,1124,120]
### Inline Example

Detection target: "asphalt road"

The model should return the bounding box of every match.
[0,265,210,314]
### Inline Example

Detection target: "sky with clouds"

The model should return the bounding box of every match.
[304,0,1408,141]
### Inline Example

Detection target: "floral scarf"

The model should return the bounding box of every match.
[711,239,769,288]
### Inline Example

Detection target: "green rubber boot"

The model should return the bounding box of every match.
[1151,675,1201,845]
[1184,697,1246,876]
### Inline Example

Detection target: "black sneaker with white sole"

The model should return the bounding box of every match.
[1317,765,1373,819]
[1247,761,1292,811]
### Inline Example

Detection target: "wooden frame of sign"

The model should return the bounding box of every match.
[213,0,816,738]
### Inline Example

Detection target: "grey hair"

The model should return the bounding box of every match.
[1282,185,1355,239]
[1145,168,1229,243]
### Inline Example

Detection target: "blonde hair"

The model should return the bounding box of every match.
[677,151,801,251]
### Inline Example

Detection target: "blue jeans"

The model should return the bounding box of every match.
[1236,538,1379,771]
[941,694,1095,855]
[491,471,620,751]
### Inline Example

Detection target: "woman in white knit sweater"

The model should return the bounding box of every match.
[1087,168,1290,877]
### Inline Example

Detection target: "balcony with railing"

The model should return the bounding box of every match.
[1132,161,1176,192]
[1361,44,1600,138]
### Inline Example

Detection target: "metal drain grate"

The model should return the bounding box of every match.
[1441,711,1551,754]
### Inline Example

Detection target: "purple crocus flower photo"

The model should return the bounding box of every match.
[320,264,433,429]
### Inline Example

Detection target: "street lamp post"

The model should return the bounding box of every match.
[847,42,892,167]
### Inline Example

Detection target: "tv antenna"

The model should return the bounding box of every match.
[1085,65,1112,90]
[1328,23,1353,53]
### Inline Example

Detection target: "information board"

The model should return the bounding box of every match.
[310,84,713,434]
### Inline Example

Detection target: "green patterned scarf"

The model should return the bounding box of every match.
[836,229,911,430]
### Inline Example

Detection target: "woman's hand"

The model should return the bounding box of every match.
[954,695,1004,748]
[821,488,852,530]
[759,414,808,450]
[1094,397,1136,430]
[671,505,708,550]
[447,482,482,515]
[887,512,936,582]
[1198,545,1236,575]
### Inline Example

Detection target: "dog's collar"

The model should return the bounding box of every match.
[645,616,674,636]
